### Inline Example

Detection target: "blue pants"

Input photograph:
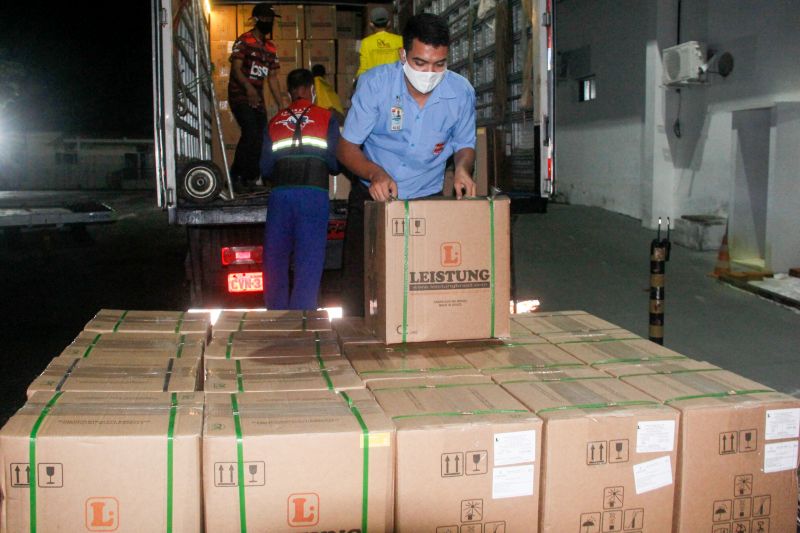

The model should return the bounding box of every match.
[263,187,329,310]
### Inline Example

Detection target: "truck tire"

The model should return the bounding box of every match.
[179,160,222,204]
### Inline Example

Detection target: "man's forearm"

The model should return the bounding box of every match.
[336,138,388,182]
[453,147,475,176]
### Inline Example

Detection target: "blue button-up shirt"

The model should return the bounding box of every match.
[342,61,476,199]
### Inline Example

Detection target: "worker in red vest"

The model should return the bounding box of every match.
[260,69,340,309]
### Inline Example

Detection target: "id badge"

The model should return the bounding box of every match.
[390,105,403,131]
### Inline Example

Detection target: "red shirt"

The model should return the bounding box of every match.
[228,30,279,109]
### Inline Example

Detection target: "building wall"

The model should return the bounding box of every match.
[556,0,800,238]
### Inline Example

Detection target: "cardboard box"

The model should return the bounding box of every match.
[619,369,800,533]
[495,372,680,533]
[273,39,304,72]
[203,389,394,532]
[512,311,622,334]
[337,38,360,73]
[329,173,353,200]
[538,328,640,344]
[559,338,688,366]
[344,343,479,382]
[204,357,363,393]
[337,10,364,39]
[370,380,542,531]
[365,197,511,344]
[27,355,201,397]
[61,331,205,360]
[598,357,719,378]
[210,40,234,79]
[235,4,254,36]
[210,5,238,41]
[0,392,203,532]
[205,331,341,359]
[272,5,305,39]
[336,73,356,109]
[506,318,548,342]
[488,364,618,384]
[330,316,382,348]
[302,39,337,74]
[83,309,211,337]
[454,341,584,373]
[213,309,330,334]
[304,6,337,39]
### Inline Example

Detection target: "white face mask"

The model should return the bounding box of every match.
[402,54,447,94]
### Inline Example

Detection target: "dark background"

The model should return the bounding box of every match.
[0,2,153,136]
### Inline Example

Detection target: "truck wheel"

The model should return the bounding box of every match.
[179,160,222,203]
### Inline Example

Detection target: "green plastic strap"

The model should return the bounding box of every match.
[314,333,334,391]
[112,310,129,332]
[166,393,178,533]
[82,334,102,358]
[482,362,585,372]
[371,382,497,393]
[231,395,247,533]
[226,333,235,359]
[592,355,687,366]
[615,367,723,378]
[402,200,410,344]
[237,312,247,332]
[663,389,773,405]
[500,376,614,385]
[392,408,528,420]
[175,335,186,359]
[174,311,185,334]
[29,392,63,533]
[536,400,660,415]
[235,360,245,393]
[340,392,369,533]
[488,197,495,337]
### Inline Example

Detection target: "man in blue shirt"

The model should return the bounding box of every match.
[337,13,477,316]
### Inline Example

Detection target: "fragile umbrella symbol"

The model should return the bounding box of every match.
[582,517,596,533]
[714,505,728,520]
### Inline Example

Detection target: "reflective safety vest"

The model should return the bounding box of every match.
[266,98,335,189]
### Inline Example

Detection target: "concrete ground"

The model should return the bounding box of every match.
[512,203,800,397]
[0,192,797,429]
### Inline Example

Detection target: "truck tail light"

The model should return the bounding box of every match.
[221,246,263,266]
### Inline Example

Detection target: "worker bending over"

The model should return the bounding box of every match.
[260,69,340,309]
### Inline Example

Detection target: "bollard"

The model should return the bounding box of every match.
[649,218,671,345]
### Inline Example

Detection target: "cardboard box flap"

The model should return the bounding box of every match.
[205,331,341,359]
[205,357,363,392]
[539,329,640,344]
[372,382,538,429]
[86,309,211,335]
[345,344,475,375]
[27,356,200,396]
[454,342,583,370]
[62,331,205,359]
[561,338,688,365]
[621,369,781,406]
[2,392,204,438]
[598,358,719,378]
[501,376,663,418]
[204,390,392,436]
[489,365,611,382]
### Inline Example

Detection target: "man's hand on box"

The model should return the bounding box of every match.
[369,171,398,202]
[453,169,477,199]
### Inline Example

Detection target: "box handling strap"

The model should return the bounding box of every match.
[82,334,103,358]
[339,391,370,533]
[231,394,248,533]
[591,355,687,366]
[237,312,248,332]
[166,393,178,533]
[54,359,81,391]
[371,381,497,392]
[315,332,335,391]
[173,311,186,334]
[536,399,660,415]
[663,389,774,404]
[500,375,614,385]
[111,310,129,332]
[392,408,529,420]
[613,366,721,378]
[400,197,496,343]
[226,332,235,359]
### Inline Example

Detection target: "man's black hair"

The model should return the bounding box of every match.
[286,69,314,93]
[311,64,326,77]
[402,13,450,53]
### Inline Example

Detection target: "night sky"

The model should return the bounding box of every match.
[0,2,154,137]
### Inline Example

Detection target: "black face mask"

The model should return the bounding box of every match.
[256,20,273,35]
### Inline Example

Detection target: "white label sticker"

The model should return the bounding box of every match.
[492,465,534,499]
[765,408,800,440]
[636,420,676,453]
[763,440,799,473]
[633,455,673,494]
[493,430,536,466]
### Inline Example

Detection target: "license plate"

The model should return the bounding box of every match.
[227,272,263,293]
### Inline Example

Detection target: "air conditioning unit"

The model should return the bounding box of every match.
[662,41,707,85]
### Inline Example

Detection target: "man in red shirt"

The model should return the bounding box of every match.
[228,3,287,192]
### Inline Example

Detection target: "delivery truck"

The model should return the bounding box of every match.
[150,0,554,308]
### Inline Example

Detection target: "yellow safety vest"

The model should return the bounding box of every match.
[356,30,403,77]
